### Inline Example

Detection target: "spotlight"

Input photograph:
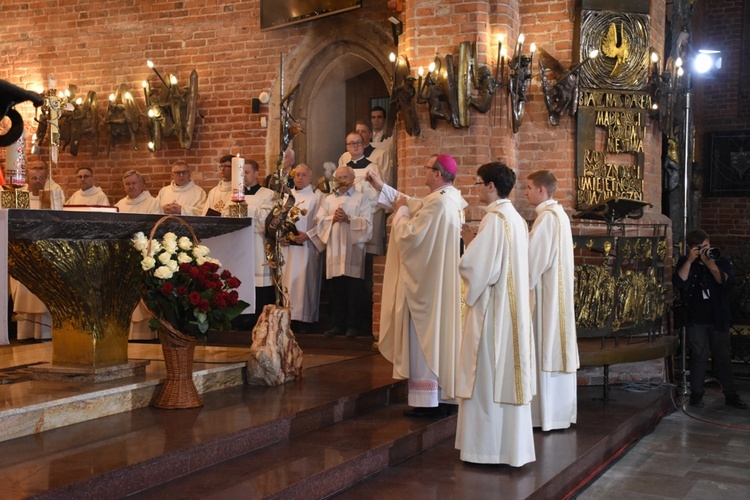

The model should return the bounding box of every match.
[693,50,722,74]
[389,16,403,45]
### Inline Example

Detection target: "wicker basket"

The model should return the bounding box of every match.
[145,215,204,409]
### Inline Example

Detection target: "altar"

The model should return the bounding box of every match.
[0,210,255,357]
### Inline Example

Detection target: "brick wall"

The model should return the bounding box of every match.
[694,0,750,253]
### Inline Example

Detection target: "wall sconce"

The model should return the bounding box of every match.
[538,47,598,126]
[105,84,142,151]
[143,60,199,151]
[385,53,420,137]
[507,34,536,133]
[389,16,403,45]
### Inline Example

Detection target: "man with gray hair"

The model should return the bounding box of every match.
[115,170,162,214]
[157,160,207,215]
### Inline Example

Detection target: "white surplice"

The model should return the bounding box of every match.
[65,186,110,206]
[311,187,372,279]
[377,183,466,406]
[281,185,325,322]
[156,181,207,216]
[204,180,233,216]
[455,199,535,466]
[528,199,579,430]
[115,191,163,215]
[244,186,275,288]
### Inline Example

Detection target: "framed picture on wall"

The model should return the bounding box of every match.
[705,131,750,196]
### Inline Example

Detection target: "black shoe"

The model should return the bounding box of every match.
[325,327,344,338]
[725,395,748,409]
[345,328,358,339]
[688,396,704,408]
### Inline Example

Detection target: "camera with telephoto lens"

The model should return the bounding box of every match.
[699,246,721,260]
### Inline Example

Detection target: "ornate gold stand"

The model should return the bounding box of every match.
[1,189,30,209]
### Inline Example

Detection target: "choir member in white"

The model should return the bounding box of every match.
[114,170,163,215]
[455,161,535,467]
[21,161,64,209]
[367,154,466,416]
[525,170,579,431]
[156,160,207,215]
[203,155,234,216]
[65,167,110,206]
[282,164,325,331]
[11,165,55,339]
[311,166,372,337]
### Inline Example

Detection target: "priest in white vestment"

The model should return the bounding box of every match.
[367,154,466,416]
[21,161,64,209]
[311,166,372,337]
[204,155,234,216]
[455,161,535,466]
[65,166,110,206]
[156,160,207,216]
[11,165,56,339]
[243,159,276,322]
[115,170,163,340]
[525,170,579,431]
[282,164,325,328]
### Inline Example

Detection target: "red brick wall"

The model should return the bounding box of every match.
[693,0,750,253]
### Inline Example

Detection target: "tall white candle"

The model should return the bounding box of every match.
[5,130,26,187]
[231,154,245,202]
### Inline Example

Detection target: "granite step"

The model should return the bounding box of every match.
[130,404,457,499]
[1,353,405,499]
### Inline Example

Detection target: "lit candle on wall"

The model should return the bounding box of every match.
[495,34,504,83]
[417,66,424,96]
[515,33,525,63]
[650,51,660,81]
[231,154,245,202]
[500,46,507,87]
[529,43,537,74]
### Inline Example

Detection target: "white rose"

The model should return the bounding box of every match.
[158,252,173,265]
[178,237,193,251]
[196,256,207,266]
[163,240,178,255]
[148,240,162,256]
[163,232,178,243]
[208,257,222,267]
[132,232,149,252]
[141,256,156,271]
[177,252,193,264]
[193,245,210,259]
[166,260,179,273]
[153,266,174,280]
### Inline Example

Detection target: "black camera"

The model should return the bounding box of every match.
[699,246,721,260]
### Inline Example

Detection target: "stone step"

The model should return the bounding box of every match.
[0,353,405,499]
[131,404,457,499]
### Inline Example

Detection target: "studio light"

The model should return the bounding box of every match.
[693,50,722,74]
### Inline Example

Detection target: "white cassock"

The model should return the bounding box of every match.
[528,199,579,430]
[10,192,54,339]
[65,186,110,206]
[204,180,233,216]
[377,183,466,407]
[115,191,163,215]
[21,182,65,209]
[115,191,163,340]
[156,181,207,216]
[244,186,275,290]
[455,199,535,467]
[311,187,372,279]
[281,185,325,323]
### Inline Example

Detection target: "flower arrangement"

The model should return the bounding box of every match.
[132,230,249,341]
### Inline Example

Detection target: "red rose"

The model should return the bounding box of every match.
[227,277,241,289]
[214,294,227,309]
[177,286,188,296]
[162,282,174,295]
[179,263,191,273]
[189,291,201,306]
[228,290,239,306]
[199,299,210,312]
[188,266,200,279]
[221,270,232,280]
[207,262,220,273]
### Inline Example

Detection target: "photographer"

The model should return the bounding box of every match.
[673,229,747,409]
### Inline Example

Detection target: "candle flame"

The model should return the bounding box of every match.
[428,62,436,73]
[501,47,508,58]
[589,49,599,59]
[64,89,71,98]
[148,109,155,118]
[497,34,505,45]
[389,52,396,63]
[148,141,154,150]
[142,81,149,88]
[677,67,684,77]
[650,52,659,63]
[675,57,683,68]
[75,97,82,105]
[418,66,424,77]
[530,43,537,53]
[518,33,525,44]
[109,93,116,102]
[125,92,133,100]
[170,75,178,85]
[147,60,154,68]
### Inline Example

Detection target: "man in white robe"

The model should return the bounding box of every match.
[312,166,372,337]
[204,155,234,216]
[115,170,163,215]
[65,167,110,206]
[282,164,325,330]
[20,161,64,209]
[243,159,276,324]
[338,121,392,191]
[156,160,207,216]
[114,170,162,340]
[367,154,466,416]
[525,170,579,431]
[11,165,56,339]
[455,161,535,466]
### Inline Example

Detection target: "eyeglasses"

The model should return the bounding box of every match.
[424,166,439,172]
[77,174,92,179]
[346,141,363,147]
[475,180,487,185]
[172,170,190,176]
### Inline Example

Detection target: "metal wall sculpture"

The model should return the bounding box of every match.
[105,84,142,151]
[507,35,536,133]
[537,47,598,126]
[143,61,199,151]
[32,83,99,157]
[386,54,421,137]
